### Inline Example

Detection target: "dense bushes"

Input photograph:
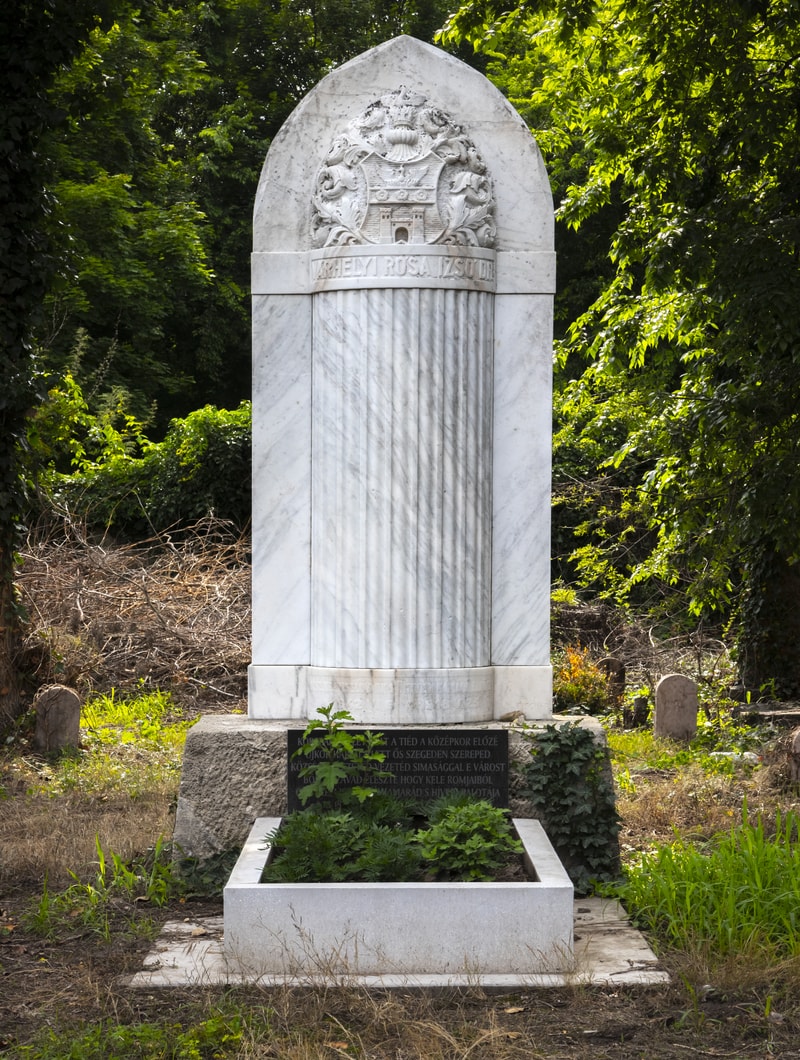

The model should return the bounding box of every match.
[25,371,251,537]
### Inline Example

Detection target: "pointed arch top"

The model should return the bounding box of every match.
[253,36,553,257]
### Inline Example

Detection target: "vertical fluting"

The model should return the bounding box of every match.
[311,284,493,668]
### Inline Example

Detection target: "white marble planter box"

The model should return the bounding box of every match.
[223,817,574,977]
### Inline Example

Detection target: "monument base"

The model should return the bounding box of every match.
[247,664,553,723]
[172,714,601,863]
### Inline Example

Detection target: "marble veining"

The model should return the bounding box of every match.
[311,284,492,668]
[250,295,311,664]
[248,37,555,721]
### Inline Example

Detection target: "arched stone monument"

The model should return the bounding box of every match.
[174,36,558,859]
[249,35,555,724]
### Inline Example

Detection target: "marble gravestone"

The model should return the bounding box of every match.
[250,35,555,725]
[173,36,557,859]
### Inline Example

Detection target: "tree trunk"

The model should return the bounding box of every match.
[739,548,800,699]
[0,560,23,730]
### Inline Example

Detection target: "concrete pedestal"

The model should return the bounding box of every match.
[172,714,603,862]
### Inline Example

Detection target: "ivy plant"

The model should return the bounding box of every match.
[522,723,620,894]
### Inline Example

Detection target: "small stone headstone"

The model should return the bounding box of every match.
[33,685,81,752]
[599,656,625,705]
[654,674,698,741]
[788,726,800,784]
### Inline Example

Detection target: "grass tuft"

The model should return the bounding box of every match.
[615,805,800,966]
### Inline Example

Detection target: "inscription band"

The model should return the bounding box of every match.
[311,245,496,293]
[252,249,556,295]
[287,728,509,810]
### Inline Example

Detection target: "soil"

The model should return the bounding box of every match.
[3,526,800,1056]
[2,881,800,1058]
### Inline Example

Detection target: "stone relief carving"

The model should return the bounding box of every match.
[312,87,496,249]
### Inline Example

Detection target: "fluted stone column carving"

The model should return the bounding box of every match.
[311,283,493,669]
[249,37,555,724]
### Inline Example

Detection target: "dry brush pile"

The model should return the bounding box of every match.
[15,516,251,716]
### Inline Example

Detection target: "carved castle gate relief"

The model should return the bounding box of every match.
[249,37,555,724]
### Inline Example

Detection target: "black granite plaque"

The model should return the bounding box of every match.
[287,729,509,811]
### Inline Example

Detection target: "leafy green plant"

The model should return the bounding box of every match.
[522,723,620,892]
[292,703,392,810]
[263,807,422,883]
[10,1011,244,1059]
[265,710,525,883]
[176,847,241,899]
[691,708,767,755]
[552,646,613,715]
[36,392,252,537]
[415,796,523,881]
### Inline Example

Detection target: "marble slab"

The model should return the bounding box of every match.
[249,36,555,722]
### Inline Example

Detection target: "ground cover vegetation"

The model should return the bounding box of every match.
[263,705,524,883]
[2,530,800,1056]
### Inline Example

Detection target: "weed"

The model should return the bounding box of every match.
[25,834,182,941]
[293,703,392,810]
[615,805,800,964]
[552,645,613,715]
[7,1011,245,1059]
[17,689,192,800]
[176,846,241,898]
[415,796,522,880]
[608,714,771,782]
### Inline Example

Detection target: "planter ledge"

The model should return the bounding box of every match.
[223,817,574,976]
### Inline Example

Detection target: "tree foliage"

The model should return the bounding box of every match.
[25,370,252,538]
[1,0,461,721]
[0,0,119,723]
[443,0,800,689]
[37,0,461,424]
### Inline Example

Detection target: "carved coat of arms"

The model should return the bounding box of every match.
[312,87,496,249]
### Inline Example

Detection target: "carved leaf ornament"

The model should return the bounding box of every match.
[312,87,496,249]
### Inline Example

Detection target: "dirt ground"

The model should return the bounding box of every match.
[3,525,800,1057]
[2,881,800,1058]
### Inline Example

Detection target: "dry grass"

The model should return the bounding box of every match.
[3,524,800,1057]
[552,599,735,701]
[0,787,173,890]
[618,765,752,846]
[616,757,800,854]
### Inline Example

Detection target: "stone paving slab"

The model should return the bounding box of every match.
[126,898,668,990]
